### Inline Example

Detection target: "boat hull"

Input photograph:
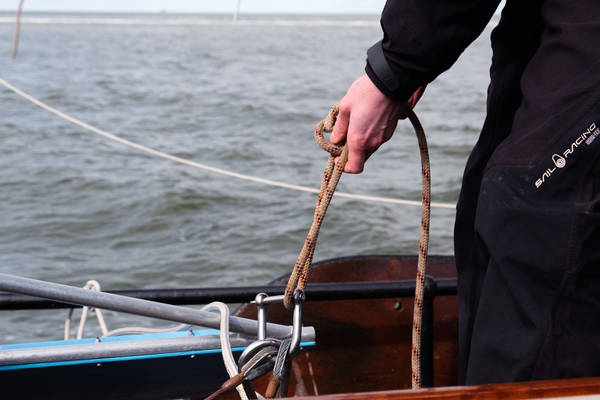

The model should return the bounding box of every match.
[231,254,459,398]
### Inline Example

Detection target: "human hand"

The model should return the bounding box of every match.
[330,74,424,173]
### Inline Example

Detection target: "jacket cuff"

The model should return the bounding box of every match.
[365,40,417,102]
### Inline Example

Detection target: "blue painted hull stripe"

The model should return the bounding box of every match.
[0,329,222,350]
[0,342,316,371]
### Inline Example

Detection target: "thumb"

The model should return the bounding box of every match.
[330,105,349,144]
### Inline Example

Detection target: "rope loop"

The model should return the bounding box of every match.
[284,104,349,310]
[314,103,344,156]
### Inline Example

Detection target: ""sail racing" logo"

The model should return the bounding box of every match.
[535,122,598,189]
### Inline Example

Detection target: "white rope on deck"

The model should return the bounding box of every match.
[0,78,456,209]
[60,279,251,399]
[64,280,109,340]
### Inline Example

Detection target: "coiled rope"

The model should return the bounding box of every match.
[0,78,454,209]
[283,104,431,389]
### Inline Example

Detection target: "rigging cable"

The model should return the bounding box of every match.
[0,78,455,210]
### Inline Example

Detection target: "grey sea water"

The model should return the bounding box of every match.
[0,13,493,344]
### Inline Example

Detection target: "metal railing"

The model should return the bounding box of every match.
[0,274,457,386]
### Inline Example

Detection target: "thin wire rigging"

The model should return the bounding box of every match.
[0,78,456,209]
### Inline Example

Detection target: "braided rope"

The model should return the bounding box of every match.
[283,104,348,310]
[407,110,430,389]
[283,105,431,390]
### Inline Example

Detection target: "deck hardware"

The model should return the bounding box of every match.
[0,277,458,310]
[242,347,278,381]
[254,293,268,340]
[277,289,305,397]
[393,299,404,311]
[0,273,309,339]
[238,338,281,369]
[273,339,291,379]
[289,289,305,357]
[247,290,305,397]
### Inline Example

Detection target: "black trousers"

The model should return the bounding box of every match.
[455,0,600,385]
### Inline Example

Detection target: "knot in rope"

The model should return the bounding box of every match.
[314,103,344,157]
[283,103,348,310]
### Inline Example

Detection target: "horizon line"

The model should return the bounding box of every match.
[0,9,381,16]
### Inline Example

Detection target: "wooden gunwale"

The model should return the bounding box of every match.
[231,255,600,400]
[285,376,600,399]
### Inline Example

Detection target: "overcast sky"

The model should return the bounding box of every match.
[0,0,388,14]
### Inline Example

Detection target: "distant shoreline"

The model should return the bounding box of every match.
[0,11,381,17]
[0,12,382,27]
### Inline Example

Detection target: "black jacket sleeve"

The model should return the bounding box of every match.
[366,0,501,101]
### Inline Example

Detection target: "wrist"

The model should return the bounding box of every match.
[365,40,419,102]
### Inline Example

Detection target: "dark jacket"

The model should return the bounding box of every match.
[365,0,600,385]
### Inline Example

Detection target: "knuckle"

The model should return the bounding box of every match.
[348,138,368,152]
[338,100,351,116]
[349,134,377,152]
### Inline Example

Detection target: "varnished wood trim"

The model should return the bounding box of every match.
[286,377,600,399]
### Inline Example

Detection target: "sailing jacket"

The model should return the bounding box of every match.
[366,0,600,386]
